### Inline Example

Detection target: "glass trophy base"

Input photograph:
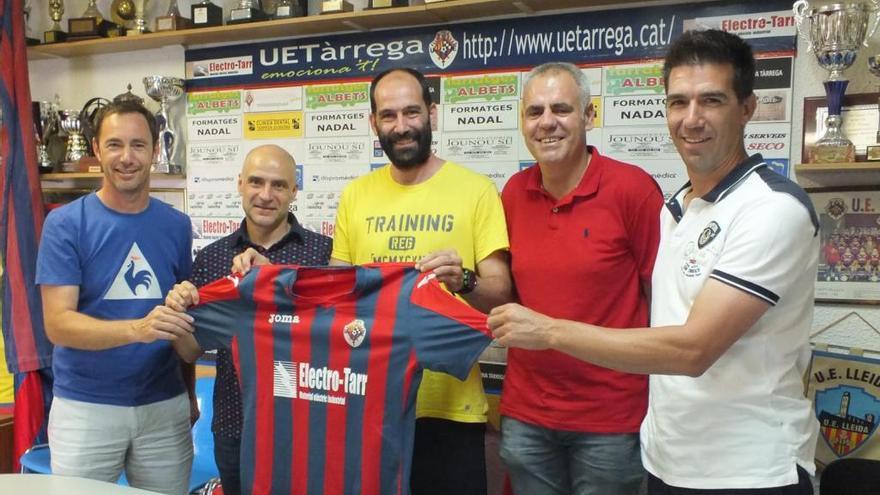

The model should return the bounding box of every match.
[809,143,856,164]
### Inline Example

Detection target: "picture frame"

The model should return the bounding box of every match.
[802,93,880,163]
[809,188,880,304]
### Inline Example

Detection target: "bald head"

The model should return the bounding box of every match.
[238,144,298,243]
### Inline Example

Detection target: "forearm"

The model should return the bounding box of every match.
[44,309,139,350]
[181,360,196,395]
[173,333,203,363]
[461,272,514,313]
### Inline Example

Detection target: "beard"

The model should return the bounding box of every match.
[377,120,432,170]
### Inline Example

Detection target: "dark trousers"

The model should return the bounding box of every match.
[213,433,241,495]
[410,418,487,495]
[648,466,813,495]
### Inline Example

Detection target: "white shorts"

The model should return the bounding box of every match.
[49,393,193,495]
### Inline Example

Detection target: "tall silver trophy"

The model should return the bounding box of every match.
[794,0,880,163]
[59,109,88,172]
[143,76,185,174]
[34,101,59,172]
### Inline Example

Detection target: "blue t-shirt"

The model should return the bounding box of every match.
[36,194,192,406]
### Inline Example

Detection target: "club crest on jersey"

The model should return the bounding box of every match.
[343,319,367,348]
[698,221,721,249]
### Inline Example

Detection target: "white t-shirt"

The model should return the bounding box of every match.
[642,157,820,489]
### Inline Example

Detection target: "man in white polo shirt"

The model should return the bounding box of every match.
[488,29,820,494]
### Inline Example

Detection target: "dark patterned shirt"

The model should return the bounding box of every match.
[190,213,332,438]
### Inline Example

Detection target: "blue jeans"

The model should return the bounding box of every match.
[213,433,241,495]
[500,417,644,495]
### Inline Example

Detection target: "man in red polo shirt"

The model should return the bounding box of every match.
[499,62,663,495]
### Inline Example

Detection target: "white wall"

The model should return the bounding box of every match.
[26,1,880,353]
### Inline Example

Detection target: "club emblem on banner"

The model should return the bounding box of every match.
[808,351,880,465]
[343,319,367,348]
[429,30,458,69]
[815,385,880,457]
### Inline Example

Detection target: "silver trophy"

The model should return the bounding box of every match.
[143,76,185,174]
[34,101,59,172]
[794,0,880,163]
[59,109,88,172]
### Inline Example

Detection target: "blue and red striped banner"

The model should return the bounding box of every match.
[0,0,54,471]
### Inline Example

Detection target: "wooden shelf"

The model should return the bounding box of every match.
[40,172,185,180]
[795,162,880,189]
[27,0,644,59]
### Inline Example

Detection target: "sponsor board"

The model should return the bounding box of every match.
[187,55,254,79]
[187,164,239,191]
[300,219,337,238]
[187,91,242,116]
[754,57,793,90]
[604,63,665,96]
[603,94,666,127]
[441,131,518,162]
[243,111,304,139]
[306,137,372,164]
[683,10,796,39]
[297,190,341,220]
[305,82,370,110]
[744,122,790,156]
[242,86,303,112]
[305,109,370,137]
[442,73,519,104]
[303,164,371,190]
[443,101,518,131]
[188,115,243,141]
[370,135,440,163]
[191,217,243,240]
[466,162,520,191]
[634,161,685,200]
[752,88,790,122]
[188,191,243,217]
[603,126,678,161]
[187,142,241,165]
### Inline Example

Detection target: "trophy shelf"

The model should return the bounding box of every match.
[795,162,880,189]
[27,0,644,60]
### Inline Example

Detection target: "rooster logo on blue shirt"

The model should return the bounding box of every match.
[125,260,153,295]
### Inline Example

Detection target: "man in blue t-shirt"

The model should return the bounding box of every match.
[36,101,196,495]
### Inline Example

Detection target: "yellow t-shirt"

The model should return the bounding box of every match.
[0,323,13,405]
[332,161,509,422]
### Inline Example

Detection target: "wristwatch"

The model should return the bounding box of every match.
[455,268,478,295]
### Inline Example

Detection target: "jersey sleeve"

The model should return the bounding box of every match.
[407,273,492,379]
[188,274,248,351]
[710,194,818,306]
[35,207,81,286]
[330,184,354,263]
[473,181,510,263]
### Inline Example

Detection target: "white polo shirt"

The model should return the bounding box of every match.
[642,155,820,489]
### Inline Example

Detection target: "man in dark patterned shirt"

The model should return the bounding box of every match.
[189,144,332,495]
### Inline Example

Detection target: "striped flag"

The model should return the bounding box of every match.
[0,0,54,471]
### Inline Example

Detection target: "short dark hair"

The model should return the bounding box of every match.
[369,68,432,114]
[662,29,755,102]
[93,100,158,145]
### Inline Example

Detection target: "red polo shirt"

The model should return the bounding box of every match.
[500,147,663,432]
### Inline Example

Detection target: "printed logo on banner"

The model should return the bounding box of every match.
[187,142,241,164]
[754,57,793,90]
[306,110,370,138]
[604,64,664,96]
[243,86,303,112]
[752,89,790,122]
[603,95,665,126]
[187,91,242,116]
[744,122,790,155]
[604,127,678,159]
[307,139,370,164]
[305,83,370,110]
[243,111,304,139]
[188,191,243,218]
[192,218,242,240]
[443,101,518,132]
[443,74,519,104]
[296,165,303,190]
[441,132,517,162]
[809,351,880,464]
[187,56,254,79]
[188,115,243,141]
[430,30,459,69]
[683,10,796,39]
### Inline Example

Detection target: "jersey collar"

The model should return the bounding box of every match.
[665,153,766,222]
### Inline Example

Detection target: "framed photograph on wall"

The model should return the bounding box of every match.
[810,189,880,303]
[802,93,880,162]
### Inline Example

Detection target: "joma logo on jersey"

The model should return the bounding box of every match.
[268,313,300,324]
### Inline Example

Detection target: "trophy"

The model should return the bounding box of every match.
[44,0,67,43]
[794,0,880,163]
[33,101,59,173]
[274,0,306,18]
[367,0,408,8]
[156,0,192,31]
[229,0,269,24]
[191,0,224,27]
[143,76,185,174]
[59,109,89,172]
[125,0,151,35]
[321,0,354,14]
[69,0,104,39]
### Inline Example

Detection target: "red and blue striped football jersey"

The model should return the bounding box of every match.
[189,263,492,495]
